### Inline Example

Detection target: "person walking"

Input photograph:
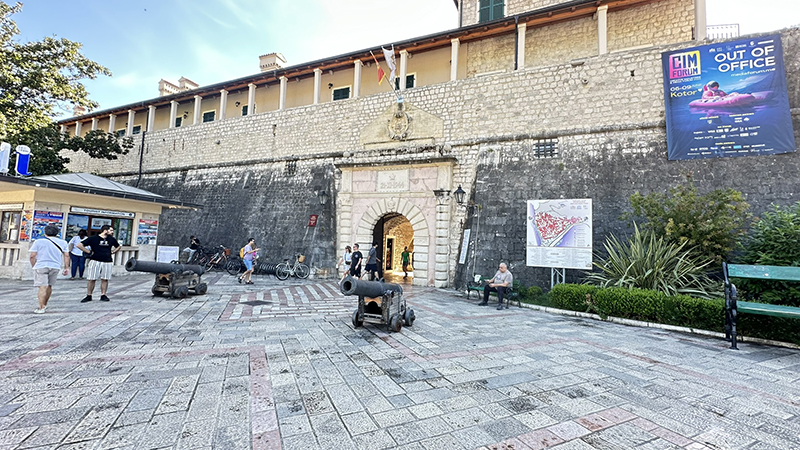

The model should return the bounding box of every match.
[76,225,120,303]
[67,229,88,279]
[349,243,363,279]
[365,242,381,281]
[238,238,259,284]
[401,246,411,279]
[29,225,70,314]
[338,245,352,282]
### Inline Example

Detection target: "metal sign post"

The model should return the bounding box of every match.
[551,267,565,289]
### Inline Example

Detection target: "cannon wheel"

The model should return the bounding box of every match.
[390,314,402,333]
[404,309,415,327]
[352,310,363,328]
[171,285,189,299]
[152,285,163,296]
[195,283,208,295]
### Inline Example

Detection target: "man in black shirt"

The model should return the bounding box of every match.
[349,243,363,279]
[76,224,120,302]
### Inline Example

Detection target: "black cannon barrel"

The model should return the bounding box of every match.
[125,258,205,276]
[340,276,402,297]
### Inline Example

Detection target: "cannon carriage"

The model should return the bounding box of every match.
[125,258,208,298]
[340,276,415,332]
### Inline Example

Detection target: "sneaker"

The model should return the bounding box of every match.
[497,305,504,310]
[238,277,242,284]
[246,281,254,284]
[81,295,92,303]
[478,302,488,306]
[33,308,46,314]
[69,277,75,280]
[100,295,110,302]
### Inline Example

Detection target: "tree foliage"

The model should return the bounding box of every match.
[625,175,751,264]
[0,1,111,137]
[5,125,133,176]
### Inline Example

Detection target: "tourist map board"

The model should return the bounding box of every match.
[526,199,592,270]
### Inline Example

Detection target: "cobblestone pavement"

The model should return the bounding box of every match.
[1,272,800,450]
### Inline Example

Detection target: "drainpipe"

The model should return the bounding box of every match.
[458,0,463,28]
[136,130,146,187]
[513,16,519,71]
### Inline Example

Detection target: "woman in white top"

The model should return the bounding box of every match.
[67,229,88,279]
[339,245,352,281]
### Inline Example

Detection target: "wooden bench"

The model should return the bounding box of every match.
[723,262,800,349]
[467,276,520,308]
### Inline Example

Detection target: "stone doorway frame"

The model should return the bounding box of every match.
[354,199,429,285]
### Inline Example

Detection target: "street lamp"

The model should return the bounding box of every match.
[317,190,329,205]
[453,185,466,205]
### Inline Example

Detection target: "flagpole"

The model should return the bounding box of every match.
[370,50,402,102]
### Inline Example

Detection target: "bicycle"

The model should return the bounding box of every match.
[204,245,231,272]
[275,254,310,280]
[225,255,244,276]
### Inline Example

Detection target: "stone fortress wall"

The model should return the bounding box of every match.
[66,3,800,288]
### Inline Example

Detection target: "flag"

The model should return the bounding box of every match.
[382,45,396,88]
[370,51,387,85]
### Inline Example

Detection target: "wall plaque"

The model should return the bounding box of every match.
[376,169,409,192]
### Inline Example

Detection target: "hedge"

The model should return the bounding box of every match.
[548,284,800,345]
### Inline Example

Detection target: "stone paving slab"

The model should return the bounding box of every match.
[1,272,800,449]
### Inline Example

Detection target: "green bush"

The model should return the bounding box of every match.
[548,283,800,345]
[737,202,800,306]
[585,224,722,299]
[626,176,751,264]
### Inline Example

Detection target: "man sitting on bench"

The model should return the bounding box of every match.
[479,263,513,310]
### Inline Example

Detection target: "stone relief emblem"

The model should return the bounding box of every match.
[387,103,412,140]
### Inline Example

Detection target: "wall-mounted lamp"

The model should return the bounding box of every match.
[453,185,466,205]
[317,190,329,205]
[215,140,221,145]
[182,111,189,118]
[235,101,241,107]
[327,83,333,89]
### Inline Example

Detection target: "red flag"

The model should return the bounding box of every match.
[370,51,387,84]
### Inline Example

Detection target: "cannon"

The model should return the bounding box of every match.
[340,276,414,332]
[125,258,208,298]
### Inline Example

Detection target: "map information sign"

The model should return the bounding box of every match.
[526,199,592,270]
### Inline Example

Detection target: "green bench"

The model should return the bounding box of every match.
[723,262,800,349]
[467,275,520,308]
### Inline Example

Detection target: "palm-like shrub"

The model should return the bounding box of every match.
[585,224,722,299]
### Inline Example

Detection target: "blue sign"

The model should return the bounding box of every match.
[662,35,796,160]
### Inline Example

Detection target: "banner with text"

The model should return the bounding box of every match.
[662,35,795,160]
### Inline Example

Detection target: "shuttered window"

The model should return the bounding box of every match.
[479,0,504,23]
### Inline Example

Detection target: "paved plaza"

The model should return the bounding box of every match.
[1,272,800,450]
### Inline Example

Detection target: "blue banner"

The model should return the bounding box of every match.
[662,35,796,160]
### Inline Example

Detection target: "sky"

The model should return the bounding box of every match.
[12,0,800,117]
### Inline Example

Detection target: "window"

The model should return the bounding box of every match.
[284,161,296,176]
[242,105,248,116]
[332,87,351,101]
[202,111,216,123]
[132,125,142,135]
[175,117,182,127]
[532,139,558,158]
[479,0,504,23]
[394,74,416,90]
[115,129,126,138]
[0,211,21,243]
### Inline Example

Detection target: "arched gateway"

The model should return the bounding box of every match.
[335,162,455,287]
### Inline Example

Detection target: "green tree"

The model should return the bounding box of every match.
[625,175,751,264]
[0,1,111,137]
[6,125,133,175]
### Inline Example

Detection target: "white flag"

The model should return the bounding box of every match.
[382,45,396,88]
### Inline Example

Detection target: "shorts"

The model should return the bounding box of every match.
[33,268,59,287]
[243,259,253,271]
[349,267,361,277]
[365,263,378,272]
[85,260,113,280]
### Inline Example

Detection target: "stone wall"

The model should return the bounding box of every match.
[68,27,800,288]
[608,0,694,52]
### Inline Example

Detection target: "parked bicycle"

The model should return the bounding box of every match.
[225,255,244,276]
[275,254,310,280]
[204,245,232,272]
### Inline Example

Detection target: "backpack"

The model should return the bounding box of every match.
[239,247,245,258]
